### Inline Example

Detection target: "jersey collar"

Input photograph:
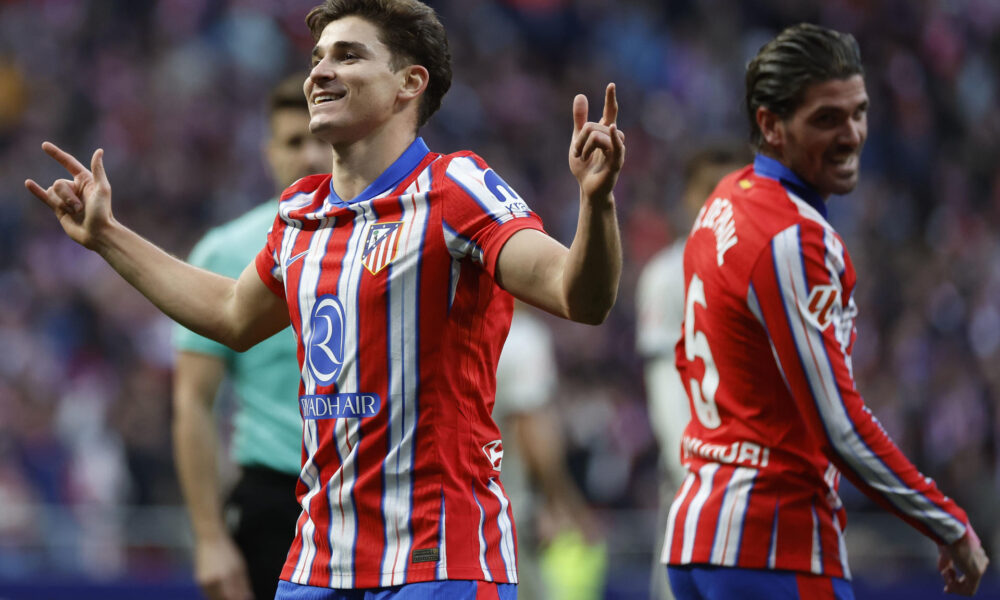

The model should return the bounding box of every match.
[328,137,431,206]
[753,154,827,219]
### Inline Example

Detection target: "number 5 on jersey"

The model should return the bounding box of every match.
[685,274,722,429]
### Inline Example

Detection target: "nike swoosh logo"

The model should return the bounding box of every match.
[285,250,309,267]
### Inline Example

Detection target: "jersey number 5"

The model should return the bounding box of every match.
[685,274,722,429]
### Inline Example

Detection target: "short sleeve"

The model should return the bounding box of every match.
[254,213,287,298]
[440,154,546,277]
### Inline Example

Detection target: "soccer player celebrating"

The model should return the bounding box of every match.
[25,0,624,598]
[662,23,988,599]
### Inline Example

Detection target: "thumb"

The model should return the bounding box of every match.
[91,148,109,187]
[572,94,588,133]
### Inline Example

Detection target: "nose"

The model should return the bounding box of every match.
[839,116,865,149]
[308,56,336,87]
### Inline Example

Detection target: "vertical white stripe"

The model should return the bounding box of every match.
[474,489,493,581]
[810,505,823,574]
[662,472,695,564]
[291,218,335,584]
[833,513,851,579]
[772,226,965,540]
[436,494,448,579]
[681,463,718,562]
[767,506,778,569]
[710,467,756,566]
[489,479,518,583]
[380,173,430,585]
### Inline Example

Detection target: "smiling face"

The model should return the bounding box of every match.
[304,16,414,146]
[759,75,869,198]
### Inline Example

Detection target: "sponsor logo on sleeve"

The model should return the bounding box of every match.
[484,169,530,214]
[806,284,839,330]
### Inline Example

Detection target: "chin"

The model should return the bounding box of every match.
[826,176,859,196]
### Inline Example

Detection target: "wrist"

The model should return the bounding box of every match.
[90,217,124,255]
[581,190,616,211]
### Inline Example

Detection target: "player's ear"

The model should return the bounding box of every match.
[398,64,429,103]
[756,106,784,150]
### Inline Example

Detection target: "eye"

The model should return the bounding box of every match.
[812,112,839,128]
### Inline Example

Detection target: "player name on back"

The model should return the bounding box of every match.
[692,197,738,266]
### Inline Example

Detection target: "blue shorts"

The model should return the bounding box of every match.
[667,565,854,600]
[275,580,517,600]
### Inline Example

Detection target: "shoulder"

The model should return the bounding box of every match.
[436,151,508,190]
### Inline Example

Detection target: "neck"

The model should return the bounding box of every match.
[328,122,417,201]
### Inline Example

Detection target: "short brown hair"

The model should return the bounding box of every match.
[268,72,311,116]
[745,23,863,150]
[305,0,452,128]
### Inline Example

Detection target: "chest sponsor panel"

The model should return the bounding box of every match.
[299,393,382,419]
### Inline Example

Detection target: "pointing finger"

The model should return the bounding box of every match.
[572,94,588,134]
[42,141,89,177]
[600,83,618,126]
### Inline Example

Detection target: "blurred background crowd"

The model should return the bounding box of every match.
[0,0,998,597]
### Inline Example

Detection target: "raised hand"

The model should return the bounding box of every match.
[569,83,626,201]
[25,142,114,249]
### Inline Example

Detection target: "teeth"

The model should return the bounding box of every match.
[314,95,336,104]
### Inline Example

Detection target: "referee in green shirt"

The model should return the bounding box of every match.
[172,73,329,600]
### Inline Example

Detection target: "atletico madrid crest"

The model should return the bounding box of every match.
[362,221,403,275]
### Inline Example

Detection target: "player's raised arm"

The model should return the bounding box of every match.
[25,142,288,351]
[496,83,624,325]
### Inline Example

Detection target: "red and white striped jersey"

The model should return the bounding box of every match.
[663,155,969,579]
[254,138,545,589]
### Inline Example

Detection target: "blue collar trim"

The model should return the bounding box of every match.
[753,154,827,219]
[328,137,431,206]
